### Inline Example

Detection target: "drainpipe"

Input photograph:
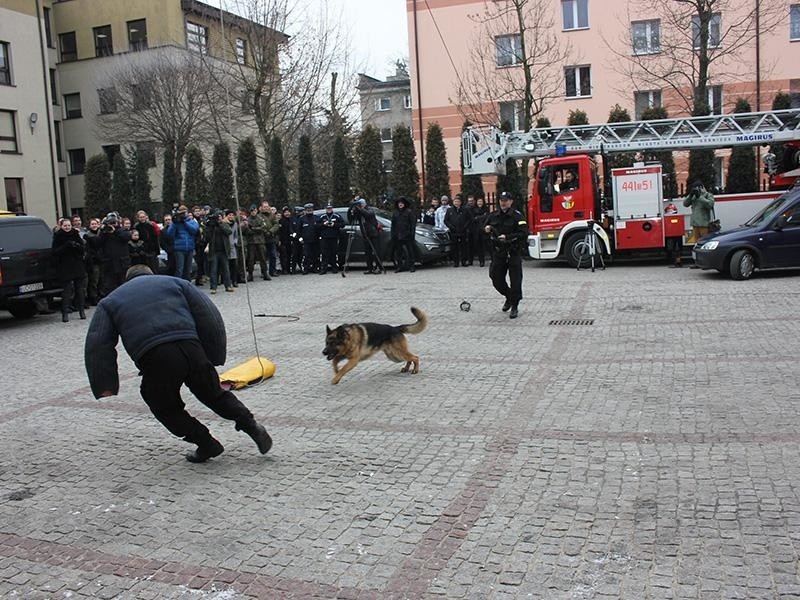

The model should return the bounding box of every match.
[413,0,426,197]
[756,0,762,188]
[34,0,61,218]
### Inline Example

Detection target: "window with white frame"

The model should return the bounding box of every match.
[692,13,721,49]
[63,93,82,119]
[708,85,723,114]
[0,42,11,86]
[565,66,591,98]
[186,21,208,55]
[562,0,589,30]
[380,128,392,142]
[68,148,86,174]
[375,97,391,111]
[0,110,18,153]
[404,95,412,109]
[791,5,800,40]
[634,90,662,119]
[632,20,660,55]
[235,38,247,64]
[713,156,724,190]
[495,34,522,67]
[498,100,523,130]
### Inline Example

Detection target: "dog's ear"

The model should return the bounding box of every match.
[326,325,332,335]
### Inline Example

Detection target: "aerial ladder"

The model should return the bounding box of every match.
[460,109,800,266]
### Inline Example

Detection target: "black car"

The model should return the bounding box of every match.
[693,189,800,280]
[313,207,450,266]
[0,214,62,318]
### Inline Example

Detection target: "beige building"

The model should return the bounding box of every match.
[0,0,60,223]
[407,0,800,195]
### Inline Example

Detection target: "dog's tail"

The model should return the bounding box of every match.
[399,307,428,335]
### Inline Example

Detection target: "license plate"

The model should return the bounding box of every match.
[19,282,44,293]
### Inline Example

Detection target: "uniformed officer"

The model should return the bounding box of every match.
[484,191,528,319]
[299,203,320,274]
[317,202,344,274]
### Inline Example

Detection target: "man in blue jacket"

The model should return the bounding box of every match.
[166,205,199,281]
[85,265,272,463]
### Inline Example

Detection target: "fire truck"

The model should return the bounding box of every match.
[462,109,800,266]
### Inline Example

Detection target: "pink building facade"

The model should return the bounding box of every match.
[407,0,800,197]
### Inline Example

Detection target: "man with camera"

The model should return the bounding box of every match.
[484,191,528,319]
[349,197,383,274]
[90,212,132,297]
[205,209,235,293]
[683,180,716,258]
[85,264,272,464]
[166,205,199,281]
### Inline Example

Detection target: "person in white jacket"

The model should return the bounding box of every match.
[434,195,450,230]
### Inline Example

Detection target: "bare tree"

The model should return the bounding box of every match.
[610,0,785,115]
[453,0,570,199]
[94,48,223,195]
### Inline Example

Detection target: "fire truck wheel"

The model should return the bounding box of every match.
[729,249,756,280]
[563,232,592,269]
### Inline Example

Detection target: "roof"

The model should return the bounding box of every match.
[180,0,289,41]
[357,73,411,92]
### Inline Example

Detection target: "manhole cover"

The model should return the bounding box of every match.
[549,319,594,326]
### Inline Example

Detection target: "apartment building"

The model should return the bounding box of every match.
[0,0,272,221]
[357,65,413,173]
[0,0,60,223]
[407,0,800,195]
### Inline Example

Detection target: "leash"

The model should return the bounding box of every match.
[253,313,300,322]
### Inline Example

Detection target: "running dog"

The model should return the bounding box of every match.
[323,307,428,384]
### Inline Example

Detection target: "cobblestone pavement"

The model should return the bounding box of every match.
[1,261,799,599]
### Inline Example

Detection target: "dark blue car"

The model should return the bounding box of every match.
[693,188,800,280]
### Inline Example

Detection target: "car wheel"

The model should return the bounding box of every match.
[8,301,38,319]
[729,249,755,280]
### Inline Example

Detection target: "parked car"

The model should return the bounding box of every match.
[693,188,800,280]
[313,207,450,266]
[0,213,62,318]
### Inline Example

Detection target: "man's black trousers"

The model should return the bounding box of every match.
[138,339,254,447]
[320,238,339,272]
[451,233,469,265]
[490,253,523,306]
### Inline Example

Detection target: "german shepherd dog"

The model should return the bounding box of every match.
[323,307,428,384]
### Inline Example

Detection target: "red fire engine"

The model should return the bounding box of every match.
[462,109,800,266]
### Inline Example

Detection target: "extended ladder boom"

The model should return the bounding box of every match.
[462,109,800,175]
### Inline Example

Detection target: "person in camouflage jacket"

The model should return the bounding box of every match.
[242,205,270,281]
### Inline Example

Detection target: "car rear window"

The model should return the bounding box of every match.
[0,221,54,253]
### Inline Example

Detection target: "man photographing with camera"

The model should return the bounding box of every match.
[683,180,716,259]
[484,192,528,319]
[348,196,383,274]
[89,212,131,297]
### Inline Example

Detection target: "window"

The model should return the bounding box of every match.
[495,34,522,67]
[235,38,247,64]
[692,13,721,49]
[634,90,662,119]
[791,5,800,40]
[4,179,24,214]
[50,69,58,104]
[59,32,77,62]
[136,141,156,169]
[98,87,118,114]
[375,97,391,111]
[68,148,86,174]
[632,20,660,54]
[102,144,120,162]
[0,110,19,153]
[132,84,150,111]
[54,121,63,162]
[404,95,412,109]
[94,25,113,57]
[186,21,208,55]
[0,42,11,86]
[63,93,82,119]
[708,85,723,115]
[565,65,591,98]
[128,19,148,51]
[713,156,724,191]
[499,100,523,130]
[562,0,589,30]
[44,7,54,48]
[380,127,392,142]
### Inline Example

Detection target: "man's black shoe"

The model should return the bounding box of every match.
[363,269,374,274]
[502,299,512,312]
[509,306,519,319]
[185,438,224,463]
[236,420,272,454]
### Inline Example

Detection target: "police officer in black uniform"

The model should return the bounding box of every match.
[484,191,528,319]
[317,202,344,274]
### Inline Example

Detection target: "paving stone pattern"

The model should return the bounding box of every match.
[1,263,799,599]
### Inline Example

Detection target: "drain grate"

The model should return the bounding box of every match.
[549,319,594,326]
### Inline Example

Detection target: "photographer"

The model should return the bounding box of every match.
[317,202,344,274]
[91,212,131,297]
[166,205,199,281]
[683,180,715,249]
[205,209,235,293]
[349,197,382,274]
[484,191,528,319]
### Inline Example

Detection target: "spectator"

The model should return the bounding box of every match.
[444,194,473,267]
[84,218,102,304]
[471,197,489,267]
[277,206,295,275]
[166,205,199,281]
[243,205,270,281]
[206,210,234,294]
[128,229,149,266]
[259,201,280,277]
[160,213,176,276]
[90,212,131,298]
[435,195,449,230]
[422,197,439,226]
[298,203,320,274]
[134,210,160,274]
[391,197,417,273]
[317,202,344,275]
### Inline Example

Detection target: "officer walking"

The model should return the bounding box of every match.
[484,191,528,319]
[317,203,344,274]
